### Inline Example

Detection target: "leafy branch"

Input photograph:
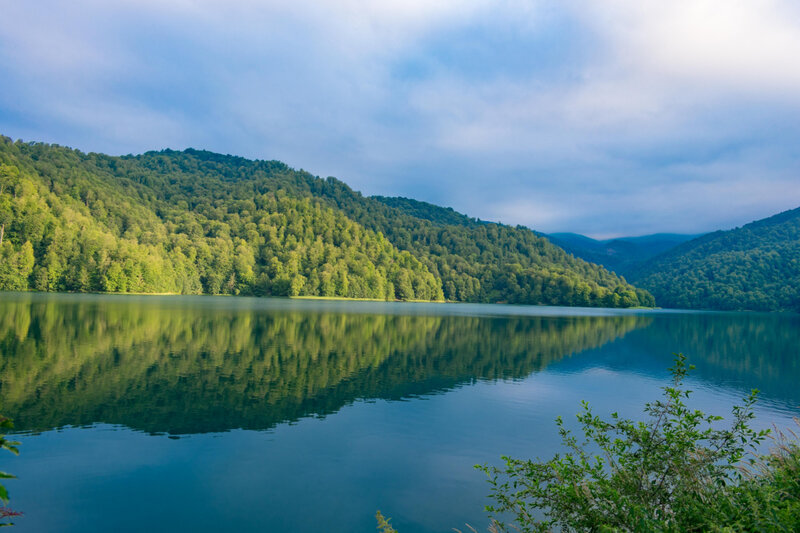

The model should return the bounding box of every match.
[0,415,20,527]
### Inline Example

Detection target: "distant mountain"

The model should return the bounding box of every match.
[545,232,701,275]
[0,136,653,307]
[627,208,800,312]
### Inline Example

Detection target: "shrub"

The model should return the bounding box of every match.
[476,354,789,532]
[714,425,800,531]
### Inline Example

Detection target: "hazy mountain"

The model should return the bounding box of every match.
[545,232,702,275]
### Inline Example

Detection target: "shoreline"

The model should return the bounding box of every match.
[289,295,446,303]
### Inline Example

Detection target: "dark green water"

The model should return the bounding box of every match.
[0,293,798,532]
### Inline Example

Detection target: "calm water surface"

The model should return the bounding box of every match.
[0,293,798,532]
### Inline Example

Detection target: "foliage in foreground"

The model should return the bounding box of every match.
[375,511,397,533]
[477,354,800,532]
[0,415,20,527]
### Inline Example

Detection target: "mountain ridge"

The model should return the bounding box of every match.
[0,136,653,308]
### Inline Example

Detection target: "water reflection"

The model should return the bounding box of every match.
[0,294,646,434]
[628,312,800,407]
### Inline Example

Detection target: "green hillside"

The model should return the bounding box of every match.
[628,208,800,311]
[0,136,653,307]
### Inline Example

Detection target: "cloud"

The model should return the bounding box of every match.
[1,0,799,237]
[584,0,800,98]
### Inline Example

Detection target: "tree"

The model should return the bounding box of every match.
[0,197,10,248]
[0,164,20,198]
[394,271,414,301]
[0,164,21,248]
[0,242,35,291]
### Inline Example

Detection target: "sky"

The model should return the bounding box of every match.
[1,0,800,238]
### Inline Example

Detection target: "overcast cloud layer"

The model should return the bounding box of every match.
[2,0,800,237]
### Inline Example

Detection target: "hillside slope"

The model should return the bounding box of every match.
[0,136,653,307]
[627,208,800,311]
[314,181,653,306]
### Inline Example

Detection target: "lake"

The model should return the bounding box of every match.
[0,293,798,532]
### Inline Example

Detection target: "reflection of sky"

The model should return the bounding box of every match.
[551,314,800,412]
[3,1,800,237]
[3,296,798,531]
[11,357,798,533]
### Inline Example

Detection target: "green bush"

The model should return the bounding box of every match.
[477,354,800,532]
[714,428,800,531]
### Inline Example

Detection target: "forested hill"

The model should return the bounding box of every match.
[628,207,800,312]
[0,136,653,307]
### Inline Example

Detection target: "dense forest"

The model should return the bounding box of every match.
[628,207,800,312]
[0,136,653,307]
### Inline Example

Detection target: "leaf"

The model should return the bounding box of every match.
[0,446,18,457]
